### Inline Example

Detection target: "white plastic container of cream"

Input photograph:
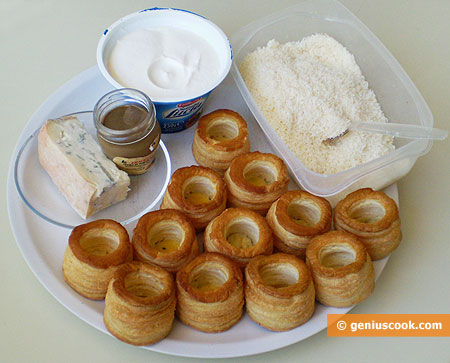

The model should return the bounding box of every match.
[97,8,233,133]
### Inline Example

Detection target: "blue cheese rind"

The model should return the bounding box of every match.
[38,116,130,219]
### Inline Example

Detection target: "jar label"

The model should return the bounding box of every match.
[113,153,156,175]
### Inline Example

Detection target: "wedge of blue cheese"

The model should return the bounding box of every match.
[38,116,130,219]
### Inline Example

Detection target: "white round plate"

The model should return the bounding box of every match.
[7,67,395,358]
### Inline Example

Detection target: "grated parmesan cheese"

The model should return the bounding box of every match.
[239,34,394,175]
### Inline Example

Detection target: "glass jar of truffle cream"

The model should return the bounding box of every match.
[94,88,161,175]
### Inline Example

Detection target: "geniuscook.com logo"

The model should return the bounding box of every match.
[163,98,205,119]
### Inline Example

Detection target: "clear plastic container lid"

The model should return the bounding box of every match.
[231,0,433,198]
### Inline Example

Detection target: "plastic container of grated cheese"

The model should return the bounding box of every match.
[230,0,434,203]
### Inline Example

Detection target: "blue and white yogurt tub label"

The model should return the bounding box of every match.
[155,92,211,133]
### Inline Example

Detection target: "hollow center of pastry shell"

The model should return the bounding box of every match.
[189,262,229,292]
[287,199,322,227]
[147,221,184,253]
[318,244,356,268]
[225,217,259,249]
[243,161,277,187]
[259,263,299,288]
[207,118,239,142]
[183,176,216,205]
[124,271,164,298]
[78,228,120,256]
[349,199,386,224]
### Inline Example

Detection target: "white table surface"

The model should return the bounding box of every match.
[1,0,449,362]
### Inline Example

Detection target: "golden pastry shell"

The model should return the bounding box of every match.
[68,219,132,270]
[204,208,273,267]
[108,261,175,308]
[132,209,198,272]
[269,190,332,237]
[225,151,289,197]
[334,188,399,233]
[194,109,250,152]
[245,253,312,298]
[104,261,176,346]
[163,165,226,214]
[306,230,369,279]
[176,252,243,304]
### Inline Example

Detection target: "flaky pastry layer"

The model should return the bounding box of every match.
[62,219,132,300]
[160,166,226,230]
[245,253,315,331]
[192,109,250,175]
[266,190,332,258]
[334,188,402,260]
[132,209,199,273]
[306,230,374,307]
[224,152,289,215]
[104,261,176,346]
[176,253,244,333]
[204,208,273,268]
